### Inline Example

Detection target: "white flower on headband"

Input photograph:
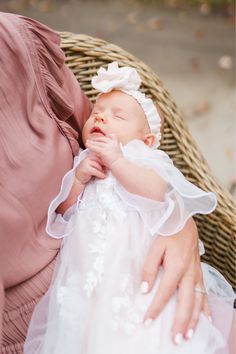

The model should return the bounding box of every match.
[92,62,141,93]
[91,62,162,149]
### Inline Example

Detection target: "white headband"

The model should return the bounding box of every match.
[91,62,161,148]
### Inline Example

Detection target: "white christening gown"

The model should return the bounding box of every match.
[24,140,235,354]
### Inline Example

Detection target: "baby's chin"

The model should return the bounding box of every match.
[119,138,138,146]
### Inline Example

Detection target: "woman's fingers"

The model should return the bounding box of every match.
[140,239,164,294]
[185,290,205,336]
[141,236,188,323]
[182,269,211,341]
[140,219,208,344]
[171,248,209,343]
[171,272,195,343]
[143,263,182,323]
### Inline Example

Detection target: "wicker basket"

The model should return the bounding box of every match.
[60,33,236,286]
[2,33,235,354]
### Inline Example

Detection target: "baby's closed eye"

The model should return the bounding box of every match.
[114,115,126,120]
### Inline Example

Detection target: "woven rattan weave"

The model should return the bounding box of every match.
[60,32,236,288]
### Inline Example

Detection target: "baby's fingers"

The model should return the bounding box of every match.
[90,160,104,171]
[86,137,107,145]
[88,161,106,179]
[90,166,106,179]
[86,140,104,154]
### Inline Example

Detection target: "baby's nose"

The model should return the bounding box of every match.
[94,114,106,123]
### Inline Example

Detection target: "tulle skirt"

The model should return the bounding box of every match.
[24,208,235,354]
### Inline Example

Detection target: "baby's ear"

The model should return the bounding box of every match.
[144,133,156,147]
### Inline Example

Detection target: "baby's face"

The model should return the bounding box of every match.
[82,90,150,146]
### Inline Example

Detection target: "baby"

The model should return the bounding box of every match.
[57,86,165,216]
[24,62,234,354]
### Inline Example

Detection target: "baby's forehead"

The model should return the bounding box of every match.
[96,90,129,103]
[95,90,144,113]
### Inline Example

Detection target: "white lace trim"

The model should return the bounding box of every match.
[79,175,130,212]
[111,274,142,335]
[81,177,127,298]
[83,211,108,297]
[57,274,81,326]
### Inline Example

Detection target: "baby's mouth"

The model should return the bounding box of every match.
[90,126,106,136]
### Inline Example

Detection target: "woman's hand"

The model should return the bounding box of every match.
[141,218,211,344]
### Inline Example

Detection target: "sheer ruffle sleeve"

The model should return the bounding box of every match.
[117,140,217,237]
[47,140,217,239]
[46,150,89,239]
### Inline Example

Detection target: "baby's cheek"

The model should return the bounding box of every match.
[82,125,90,141]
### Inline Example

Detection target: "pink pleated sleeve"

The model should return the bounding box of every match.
[0,12,92,348]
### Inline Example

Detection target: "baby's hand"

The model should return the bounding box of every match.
[86,134,123,168]
[75,155,107,185]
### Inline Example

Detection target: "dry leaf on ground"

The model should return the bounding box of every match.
[193,101,210,115]
[147,17,163,30]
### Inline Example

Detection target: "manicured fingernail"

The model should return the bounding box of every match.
[140,281,149,294]
[144,318,153,327]
[208,315,213,323]
[174,333,183,345]
[186,328,194,339]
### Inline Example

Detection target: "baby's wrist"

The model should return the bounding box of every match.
[109,156,126,171]
[73,176,86,191]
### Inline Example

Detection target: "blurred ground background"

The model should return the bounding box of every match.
[0,0,235,197]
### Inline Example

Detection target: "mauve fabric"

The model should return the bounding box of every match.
[0,12,91,350]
